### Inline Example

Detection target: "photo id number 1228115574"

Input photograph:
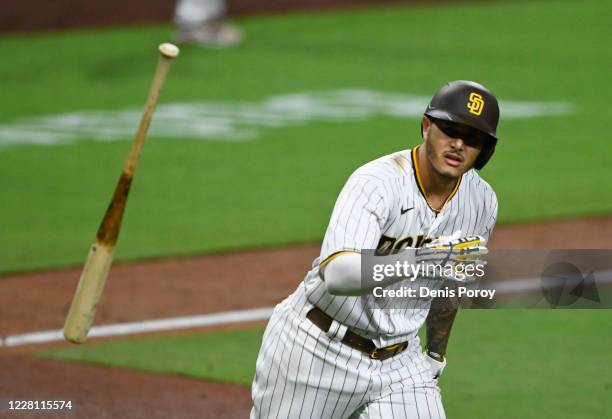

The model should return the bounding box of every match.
[6,400,73,411]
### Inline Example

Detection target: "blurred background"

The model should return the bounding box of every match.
[0,1,610,418]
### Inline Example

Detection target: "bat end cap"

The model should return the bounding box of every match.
[159,43,180,58]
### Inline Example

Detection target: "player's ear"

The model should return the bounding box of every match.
[421,116,431,139]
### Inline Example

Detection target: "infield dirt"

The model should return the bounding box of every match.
[1,216,611,418]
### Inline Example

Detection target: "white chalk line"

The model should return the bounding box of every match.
[0,307,274,348]
[2,270,610,348]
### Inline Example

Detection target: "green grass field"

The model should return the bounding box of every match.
[1,0,612,273]
[41,311,612,418]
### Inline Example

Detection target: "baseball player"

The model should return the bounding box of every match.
[174,0,242,47]
[251,80,500,418]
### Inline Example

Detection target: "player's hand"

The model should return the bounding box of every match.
[420,233,487,258]
[416,232,488,282]
[424,351,447,380]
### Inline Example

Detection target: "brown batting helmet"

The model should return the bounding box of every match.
[424,80,500,170]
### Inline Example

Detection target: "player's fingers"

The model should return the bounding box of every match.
[454,246,488,258]
[450,236,485,250]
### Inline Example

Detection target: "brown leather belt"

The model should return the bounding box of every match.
[306,307,408,361]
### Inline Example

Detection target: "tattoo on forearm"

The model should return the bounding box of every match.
[426,293,458,356]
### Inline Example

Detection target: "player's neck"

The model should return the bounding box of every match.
[416,145,458,208]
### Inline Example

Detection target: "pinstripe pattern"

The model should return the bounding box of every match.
[251,147,496,418]
[304,149,497,347]
[251,287,444,419]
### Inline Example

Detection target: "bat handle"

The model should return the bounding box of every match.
[124,44,180,177]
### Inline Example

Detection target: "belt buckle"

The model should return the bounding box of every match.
[369,347,383,360]
[370,343,404,360]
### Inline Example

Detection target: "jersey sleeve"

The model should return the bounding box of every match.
[319,175,389,266]
[481,189,498,243]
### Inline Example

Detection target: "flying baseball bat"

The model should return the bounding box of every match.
[63,43,180,344]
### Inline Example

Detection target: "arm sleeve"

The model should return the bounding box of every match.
[323,252,362,295]
[319,175,389,266]
[323,250,418,296]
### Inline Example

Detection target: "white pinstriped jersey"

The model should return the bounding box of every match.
[301,146,498,348]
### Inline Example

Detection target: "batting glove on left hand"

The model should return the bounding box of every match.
[424,351,447,380]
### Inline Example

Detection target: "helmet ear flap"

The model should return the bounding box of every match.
[474,142,496,170]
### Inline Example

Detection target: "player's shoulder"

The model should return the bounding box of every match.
[461,169,498,206]
[462,170,496,193]
[350,149,413,183]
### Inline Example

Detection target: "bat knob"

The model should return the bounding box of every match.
[159,43,180,58]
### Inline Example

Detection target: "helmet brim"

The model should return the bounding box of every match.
[425,109,497,140]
